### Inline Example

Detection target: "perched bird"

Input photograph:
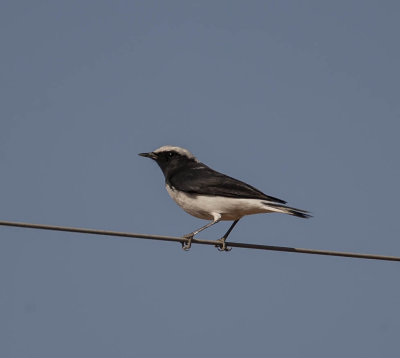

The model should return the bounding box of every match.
[139,145,311,251]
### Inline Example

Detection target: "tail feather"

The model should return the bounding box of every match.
[263,202,312,219]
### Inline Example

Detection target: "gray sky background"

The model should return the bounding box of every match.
[1,1,400,357]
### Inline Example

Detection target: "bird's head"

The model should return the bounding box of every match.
[139,145,199,177]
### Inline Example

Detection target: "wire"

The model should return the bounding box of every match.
[1,220,399,262]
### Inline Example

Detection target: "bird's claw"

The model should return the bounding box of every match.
[181,234,193,251]
[215,238,232,252]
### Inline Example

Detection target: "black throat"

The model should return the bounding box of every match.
[155,155,202,185]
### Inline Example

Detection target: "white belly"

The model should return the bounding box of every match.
[166,184,274,221]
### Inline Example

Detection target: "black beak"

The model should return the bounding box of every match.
[139,152,158,160]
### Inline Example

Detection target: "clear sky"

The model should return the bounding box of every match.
[1,1,400,357]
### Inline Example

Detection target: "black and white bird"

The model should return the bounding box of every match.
[139,145,311,251]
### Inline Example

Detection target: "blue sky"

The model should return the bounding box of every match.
[1,1,400,357]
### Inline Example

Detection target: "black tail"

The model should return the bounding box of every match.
[284,207,312,219]
[263,202,312,219]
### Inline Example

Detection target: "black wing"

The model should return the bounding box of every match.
[168,163,286,204]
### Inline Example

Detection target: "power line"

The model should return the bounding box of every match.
[0,220,399,262]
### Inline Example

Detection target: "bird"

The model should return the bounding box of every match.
[139,145,311,251]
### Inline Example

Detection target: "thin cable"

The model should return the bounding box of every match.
[0,220,399,262]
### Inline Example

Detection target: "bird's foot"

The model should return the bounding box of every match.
[215,238,232,252]
[181,233,194,251]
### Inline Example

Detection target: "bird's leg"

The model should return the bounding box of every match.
[181,215,221,251]
[215,219,240,252]
[181,232,194,251]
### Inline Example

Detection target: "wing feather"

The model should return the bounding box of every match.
[168,164,286,204]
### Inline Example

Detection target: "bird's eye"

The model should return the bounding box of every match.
[168,152,174,157]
